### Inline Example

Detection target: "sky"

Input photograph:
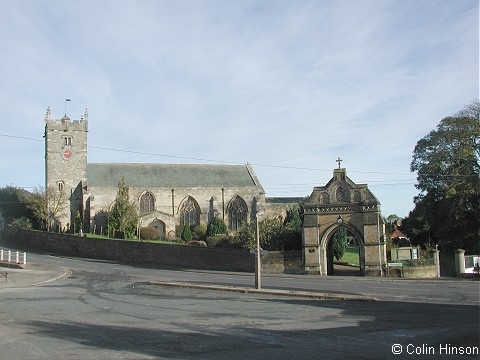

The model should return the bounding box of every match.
[0,0,478,218]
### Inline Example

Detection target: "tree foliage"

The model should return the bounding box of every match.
[0,186,44,229]
[26,187,49,230]
[403,100,480,252]
[45,186,68,231]
[284,208,302,231]
[331,227,348,261]
[206,216,227,237]
[11,217,33,229]
[0,186,30,222]
[234,215,302,251]
[108,177,138,239]
[73,210,83,234]
[181,224,192,241]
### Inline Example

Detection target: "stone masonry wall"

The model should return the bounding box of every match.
[3,226,303,274]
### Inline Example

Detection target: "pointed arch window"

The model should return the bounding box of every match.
[228,196,248,231]
[140,192,155,213]
[180,197,200,227]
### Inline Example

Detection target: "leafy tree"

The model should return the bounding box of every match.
[181,224,192,241]
[26,187,49,230]
[45,186,69,231]
[284,208,302,231]
[331,227,348,260]
[384,214,402,241]
[73,210,83,234]
[259,217,285,250]
[206,216,227,237]
[404,100,480,252]
[233,216,302,251]
[234,221,256,249]
[0,186,30,223]
[108,177,138,239]
[26,186,68,231]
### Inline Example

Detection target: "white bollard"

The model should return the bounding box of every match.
[23,252,27,265]
[0,249,3,262]
[16,251,19,264]
[8,250,11,263]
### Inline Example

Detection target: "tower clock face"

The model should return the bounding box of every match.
[61,146,75,160]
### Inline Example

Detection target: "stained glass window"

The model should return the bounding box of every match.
[140,192,155,213]
[228,196,248,231]
[180,197,200,227]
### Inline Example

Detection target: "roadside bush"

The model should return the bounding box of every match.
[175,225,183,239]
[193,224,207,240]
[221,234,242,249]
[140,226,160,240]
[234,217,301,251]
[206,234,243,249]
[11,217,32,229]
[234,221,255,249]
[206,236,224,248]
[181,224,192,241]
[206,216,227,237]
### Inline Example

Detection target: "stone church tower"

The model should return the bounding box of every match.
[44,107,89,230]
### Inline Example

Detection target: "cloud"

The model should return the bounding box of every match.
[0,0,477,217]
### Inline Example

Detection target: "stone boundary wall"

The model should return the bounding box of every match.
[3,226,303,274]
[261,251,303,274]
[386,265,437,278]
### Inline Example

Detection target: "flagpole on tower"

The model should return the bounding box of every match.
[65,98,71,116]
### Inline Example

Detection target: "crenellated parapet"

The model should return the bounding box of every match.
[44,107,89,132]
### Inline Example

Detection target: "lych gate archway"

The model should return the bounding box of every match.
[321,222,365,276]
[302,167,387,276]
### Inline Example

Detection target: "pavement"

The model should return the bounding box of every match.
[0,262,71,288]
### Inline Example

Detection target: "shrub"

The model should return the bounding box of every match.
[140,226,160,240]
[206,236,224,247]
[175,225,183,239]
[11,217,32,229]
[73,210,83,234]
[331,228,348,260]
[234,217,302,251]
[193,224,207,240]
[181,224,192,241]
[206,216,227,237]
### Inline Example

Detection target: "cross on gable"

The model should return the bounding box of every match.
[336,157,342,169]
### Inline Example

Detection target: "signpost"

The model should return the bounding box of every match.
[255,211,264,289]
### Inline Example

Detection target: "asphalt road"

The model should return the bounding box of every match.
[0,242,479,359]
[26,250,480,305]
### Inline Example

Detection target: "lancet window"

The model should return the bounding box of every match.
[140,192,155,213]
[180,197,200,227]
[228,196,248,231]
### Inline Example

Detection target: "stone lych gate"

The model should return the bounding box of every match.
[302,166,387,276]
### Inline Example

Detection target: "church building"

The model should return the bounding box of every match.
[44,108,265,238]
